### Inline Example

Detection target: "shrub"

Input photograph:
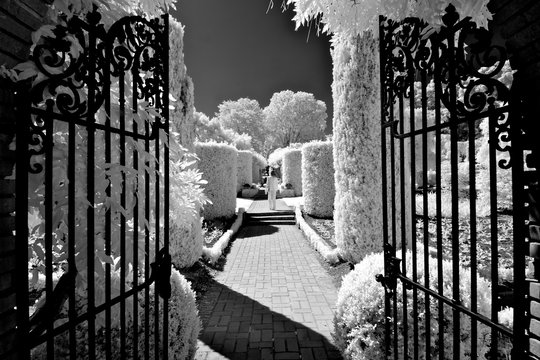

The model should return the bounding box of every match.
[332,33,382,263]
[140,268,201,360]
[168,147,209,268]
[170,214,203,269]
[334,249,510,360]
[236,150,253,192]
[195,142,238,220]
[282,148,302,196]
[252,151,267,184]
[302,140,335,218]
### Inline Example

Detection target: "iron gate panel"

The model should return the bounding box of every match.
[15,9,171,359]
[379,5,526,359]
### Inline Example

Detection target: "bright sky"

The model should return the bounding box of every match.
[172,0,334,133]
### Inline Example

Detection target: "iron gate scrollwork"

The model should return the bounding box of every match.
[15,8,171,359]
[379,4,527,359]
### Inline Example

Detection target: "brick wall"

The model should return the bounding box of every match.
[488,0,540,359]
[0,1,48,358]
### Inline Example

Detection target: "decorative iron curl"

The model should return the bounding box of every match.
[380,3,513,170]
[106,15,167,133]
[28,109,48,174]
[494,111,512,169]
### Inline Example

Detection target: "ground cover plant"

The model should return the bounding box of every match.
[202,215,238,248]
[302,211,336,248]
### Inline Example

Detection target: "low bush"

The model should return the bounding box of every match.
[195,142,237,220]
[236,150,253,192]
[140,268,201,360]
[302,140,335,218]
[334,249,511,360]
[282,148,302,196]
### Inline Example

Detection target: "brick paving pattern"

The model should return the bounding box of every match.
[195,200,342,360]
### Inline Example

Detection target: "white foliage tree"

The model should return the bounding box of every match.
[263,90,327,150]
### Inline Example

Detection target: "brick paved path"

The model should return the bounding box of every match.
[195,200,342,360]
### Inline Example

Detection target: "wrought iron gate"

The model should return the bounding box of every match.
[379,5,527,359]
[14,9,171,359]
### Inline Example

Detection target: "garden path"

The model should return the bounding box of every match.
[195,199,342,360]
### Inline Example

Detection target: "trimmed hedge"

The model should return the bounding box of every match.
[334,249,511,360]
[252,151,267,184]
[236,150,253,192]
[282,148,302,196]
[332,33,382,263]
[169,18,195,150]
[195,142,238,220]
[302,140,334,218]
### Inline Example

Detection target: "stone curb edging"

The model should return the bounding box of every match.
[295,205,341,264]
[202,208,245,264]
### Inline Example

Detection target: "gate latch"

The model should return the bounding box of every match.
[150,248,172,300]
[375,243,402,296]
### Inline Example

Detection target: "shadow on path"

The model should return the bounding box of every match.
[236,225,280,238]
[196,279,342,360]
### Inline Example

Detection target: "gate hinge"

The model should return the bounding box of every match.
[149,248,172,300]
[375,243,402,296]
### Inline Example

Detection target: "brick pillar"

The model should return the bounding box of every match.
[0,78,18,359]
[488,0,540,358]
[0,1,49,358]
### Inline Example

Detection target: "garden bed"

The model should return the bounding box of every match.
[302,211,336,249]
[202,215,238,248]
[415,214,514,283]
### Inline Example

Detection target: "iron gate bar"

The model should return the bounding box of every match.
[420,60,430,360]
[104,22,112,359]
[509,76,526,359]
[119,62,127,360]
[396,273,514,337]
[163,13,171,360]
[383,106,509,138]
[144,91,151,360]
[433,42,444,360]
[468,112,478,360]
[446,21,461,360]
[29,107,160,139]
[488,105,499,357]
[378,18,391,357]
[15,85,30,360]
[398,87,406,360]
[26,282,157,347]
[87,13,98,359]
[68,96,77,360]
[408,54,419,360]
[132,50,140,360]
[44,103,54,357]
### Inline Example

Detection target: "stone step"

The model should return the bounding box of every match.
[246,211,294,217]
[244,219,296,226]
[247,215,295,221]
